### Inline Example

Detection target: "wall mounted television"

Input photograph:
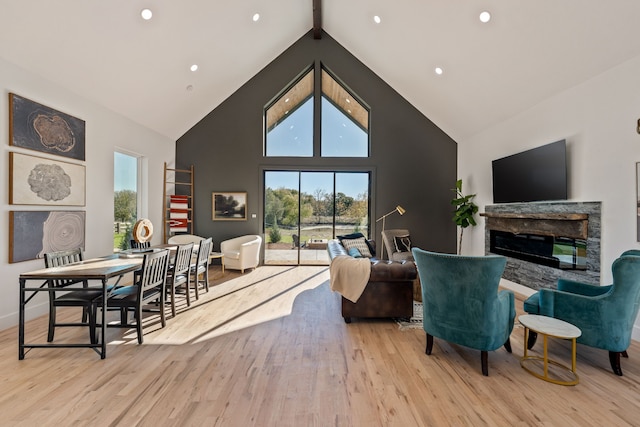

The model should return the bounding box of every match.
[492,140,568,203]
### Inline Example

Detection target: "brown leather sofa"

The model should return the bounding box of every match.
[327,239,417,323]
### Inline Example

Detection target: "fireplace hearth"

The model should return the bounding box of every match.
[483,202,601,290]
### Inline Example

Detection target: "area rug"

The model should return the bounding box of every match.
[396,300,423,330]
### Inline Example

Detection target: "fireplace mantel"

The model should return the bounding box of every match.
[480,212,589,240]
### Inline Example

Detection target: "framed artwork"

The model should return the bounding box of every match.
[9,211,86,263]
[9,93,86,161]
[9,152,86,206]
[213,192,247,221]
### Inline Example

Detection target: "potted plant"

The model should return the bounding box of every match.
[451,179,478,255]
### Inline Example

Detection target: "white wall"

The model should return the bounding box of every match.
[0,58,175,330]
[459,54,640,339]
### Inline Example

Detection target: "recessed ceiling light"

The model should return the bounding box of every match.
[252,13,260,22]
[346,98,351,103]
[373,16,381,24]
[141,9,153,20]
[435,67,443,75]
[190,64,198,72]
[479,11,491,23]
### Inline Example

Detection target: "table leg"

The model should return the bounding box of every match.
[571,337,577,373]
[101,278,107,359]
[19,278,26,360]
[523,327,529,359]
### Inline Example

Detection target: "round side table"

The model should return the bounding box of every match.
[519,314,581,386]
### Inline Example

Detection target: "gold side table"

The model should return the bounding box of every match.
[519,314,581,386]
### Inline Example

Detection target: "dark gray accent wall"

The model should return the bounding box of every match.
[176,30,457,256]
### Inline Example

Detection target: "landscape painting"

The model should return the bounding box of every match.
[9,152,86,206]
[9,93,86,161]
[9,211,86,263]
[213,192,247,220]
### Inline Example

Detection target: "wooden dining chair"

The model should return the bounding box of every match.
[101,249,170,344]
[191,237,212,300]
[45,248,101,344]
[166,242,195,316]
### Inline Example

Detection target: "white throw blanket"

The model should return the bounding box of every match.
[329,255,371,303]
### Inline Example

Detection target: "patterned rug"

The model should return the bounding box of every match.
[397,300,423,330]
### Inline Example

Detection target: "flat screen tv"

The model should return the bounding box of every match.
[492,140,567,203]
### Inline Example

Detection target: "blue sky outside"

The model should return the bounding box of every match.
[266,171,368,199]
[266,97,367,158]
[114,152,137,191]
[265,93,368,197]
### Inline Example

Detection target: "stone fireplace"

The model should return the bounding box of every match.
[482,201,601,290]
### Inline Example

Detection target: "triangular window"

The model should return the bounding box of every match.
[264,64,369,158]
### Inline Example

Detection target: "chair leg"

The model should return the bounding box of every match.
[47,306,56,342]
[425,333,434,355]
[135,305,143,345]
[527,331,538,350]
[504,338,512,353]
[170,285,176,318]
[622,350,629,358]
[203,268,209,293]
[89,303,97,345]
[609,351,623,376]
[159,290,166,328]
[185,281,191,307]
[481,351,489,376]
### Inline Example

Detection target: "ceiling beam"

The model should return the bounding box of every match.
[313,0,322,39]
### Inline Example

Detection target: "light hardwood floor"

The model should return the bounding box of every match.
[3,265,640,426]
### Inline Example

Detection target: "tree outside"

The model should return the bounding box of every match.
[114,189,137,250]
[265,187,368,246]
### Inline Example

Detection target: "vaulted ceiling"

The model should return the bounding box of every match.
[1,1,640,142]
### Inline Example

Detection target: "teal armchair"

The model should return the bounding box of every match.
[411,248,515,376]
[524,250,640,375]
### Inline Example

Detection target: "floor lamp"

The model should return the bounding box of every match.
[376,205,406,260]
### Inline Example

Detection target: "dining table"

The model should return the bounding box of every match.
[18,253,145,360]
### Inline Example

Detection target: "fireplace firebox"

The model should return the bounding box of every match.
[490,230,587,270]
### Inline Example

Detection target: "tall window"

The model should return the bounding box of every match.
[113,151,139,251]
[264,170,370,265]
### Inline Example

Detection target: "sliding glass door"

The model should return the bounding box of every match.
[264,170,370,265]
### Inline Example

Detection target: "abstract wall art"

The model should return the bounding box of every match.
[9,152,86,206]
[9,93,86,161]
[9,211,86,263]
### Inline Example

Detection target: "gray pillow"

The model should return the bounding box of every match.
[342,237,372,258]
